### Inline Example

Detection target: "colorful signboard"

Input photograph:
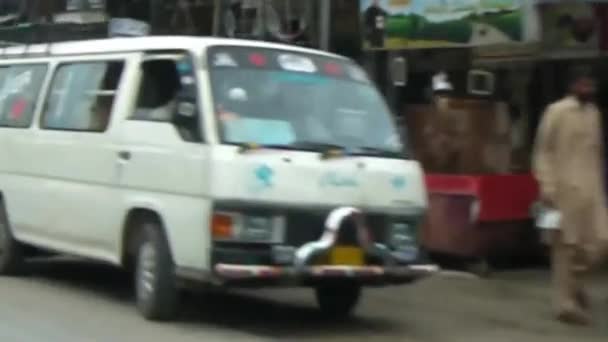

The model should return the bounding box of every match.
[360,0,525,50]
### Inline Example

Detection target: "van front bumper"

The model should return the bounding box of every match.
[211,206,439,287]
[214,263,439,286]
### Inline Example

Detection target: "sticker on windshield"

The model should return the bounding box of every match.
[213,52,238,67]
[347,65,369,83]
[337,108,366,116]
[0,70,32,104]
[323,62,343,76]
[0,70,32,96]
[277,54,317,73]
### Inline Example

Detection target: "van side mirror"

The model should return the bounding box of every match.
[176,101,196,118]
[172,97,202,142]
[467,69,495,96]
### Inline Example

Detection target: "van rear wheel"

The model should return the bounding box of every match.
[0,200,24,275]
[134,221,179,321]
[315,284,361,318]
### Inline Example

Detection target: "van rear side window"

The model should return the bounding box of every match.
[0,64,47,128]
[42,61,124,132]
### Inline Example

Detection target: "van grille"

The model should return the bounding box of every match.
[285,211,389,247]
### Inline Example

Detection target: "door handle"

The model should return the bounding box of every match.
[118,151,131,160]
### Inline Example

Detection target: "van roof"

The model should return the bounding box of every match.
[0,36,347,60]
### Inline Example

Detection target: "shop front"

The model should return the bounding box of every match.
[0,0,333,49]
[352,0,546,273]
[352,0,608,273]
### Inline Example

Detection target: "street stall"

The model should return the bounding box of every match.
[401,0,608,274]
[475,0,608,249]
[355,0,548,274]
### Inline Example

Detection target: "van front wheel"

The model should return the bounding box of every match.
[134,222,179,321]
[315,284,361,318]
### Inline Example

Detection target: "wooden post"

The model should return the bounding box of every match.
[319,0,331,51]
[149,0,162,34]
[212,0,221,36]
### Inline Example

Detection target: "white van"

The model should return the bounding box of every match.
[0,36,436,320]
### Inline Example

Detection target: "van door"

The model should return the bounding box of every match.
[34,54,136,261]
[117,52,211,270]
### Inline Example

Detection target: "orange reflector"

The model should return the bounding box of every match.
[212,214,234,239]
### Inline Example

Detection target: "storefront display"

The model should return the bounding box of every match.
[217,0,319,47]
[359,0,526,50]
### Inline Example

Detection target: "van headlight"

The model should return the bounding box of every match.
[211,212,285,243]
[389,221,419,261]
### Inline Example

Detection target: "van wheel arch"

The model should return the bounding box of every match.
[0,192,26,275]
[121,208,172,269]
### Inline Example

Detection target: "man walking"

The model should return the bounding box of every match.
[533,67,608,325]
[363,0,388,48]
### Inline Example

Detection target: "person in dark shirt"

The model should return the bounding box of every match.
[363,0,388,48]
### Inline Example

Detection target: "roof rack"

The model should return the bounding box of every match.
[0,40,53,59]
[0,21,107,58]
[0,40,19,59]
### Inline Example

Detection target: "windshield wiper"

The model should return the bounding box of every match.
[236,141,344,154]
[291,142,406,159]
[289,141,350,159]
[290,141,345,151]
[350,146,406,159]
[236,142,300,154]
[235,141,406,159]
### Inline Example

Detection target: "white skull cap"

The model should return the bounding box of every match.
[432,72,453,92]
[228,87,248,102]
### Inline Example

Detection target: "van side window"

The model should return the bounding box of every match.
[131,56,203,142]
[42,61,124,132]
[0,64,47,128]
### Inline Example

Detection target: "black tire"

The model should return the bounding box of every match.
[0,199,24,275]
[134,220,179,321]
[315,284,361,318]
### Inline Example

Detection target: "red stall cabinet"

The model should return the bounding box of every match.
[422,174,540,275]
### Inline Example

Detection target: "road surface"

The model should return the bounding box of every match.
[0,259,607,341]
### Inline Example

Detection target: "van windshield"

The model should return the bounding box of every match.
[207,46,406,157]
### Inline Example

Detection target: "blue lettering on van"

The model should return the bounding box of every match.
[391,176,407,190]
[319,172,359,188]
[248,164,274,194]
[255,165,274,188]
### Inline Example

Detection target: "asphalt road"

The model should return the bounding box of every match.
[0,259,607,342]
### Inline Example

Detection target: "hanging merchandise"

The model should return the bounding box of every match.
[56,0,107,24]
[220,0,315,46]
[66,0,106,11]
[540,1,600,55]
[109,17,150,37]
[264,0,313,44]
[222,0,264,38]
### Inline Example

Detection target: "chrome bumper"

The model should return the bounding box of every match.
[214,207,440,285]
[214,263,439,284]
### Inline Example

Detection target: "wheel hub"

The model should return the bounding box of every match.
[137,242,157,301]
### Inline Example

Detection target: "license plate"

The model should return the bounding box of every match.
[329,247,364,266]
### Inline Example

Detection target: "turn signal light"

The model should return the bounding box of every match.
[212,214,234,239]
